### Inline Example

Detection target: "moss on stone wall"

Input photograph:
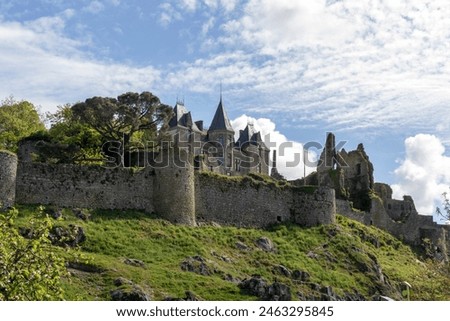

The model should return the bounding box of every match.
[0,149,17,156]
[197,171,290,190]
[293,185,318,195]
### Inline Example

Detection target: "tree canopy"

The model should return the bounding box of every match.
[0,98,45,152]
[71,91,172,147]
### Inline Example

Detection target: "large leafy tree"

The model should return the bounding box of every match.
[71,92,172,162]
[39,104,103,164]
[0,98,45,152]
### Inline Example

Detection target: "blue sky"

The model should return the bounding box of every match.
[1,0,450,217]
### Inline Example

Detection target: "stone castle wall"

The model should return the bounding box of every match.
[15,162,154,211]
[195,174,293,228]
[195,174,335,228]
[0,151,18,209]
[153,148,196,225]
[3,155,335,228]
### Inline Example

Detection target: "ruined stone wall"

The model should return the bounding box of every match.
[0,151,18,209]
[335,199,371,225]
[337,194,449,261]
[16,162,154,211]
[195,174,335,228]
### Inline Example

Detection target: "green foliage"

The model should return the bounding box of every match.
[71,92,172,151]
[35,104,103,164]
[0,97,45,152]
[13,206,450,301]
[0,208,68,300]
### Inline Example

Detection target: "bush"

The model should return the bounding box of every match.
[0,208,68,300]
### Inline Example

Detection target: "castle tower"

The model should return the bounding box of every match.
[168,101,203,151]
[153,145,196,225]
[317,132,346,196]
[207,96,235,169]
[0,151,18,210]
[270,150,284,180]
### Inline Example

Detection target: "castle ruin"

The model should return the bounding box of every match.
[0,101,449,261]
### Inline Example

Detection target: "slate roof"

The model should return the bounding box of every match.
[168,102,200,132]
[208,98,234,132]
[236,123,269,150]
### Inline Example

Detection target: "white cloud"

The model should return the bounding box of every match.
[83,1,105,14]
[231,115,317,180]
[158,3,182,27]
[180,0,197,12]
[201,16,215,36]
[230,0,357,51]
[159,0,450,139]
[0,14,161,112]
[3,0,450,145]
[391,134,450,217]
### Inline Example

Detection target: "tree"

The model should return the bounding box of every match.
[71,92,172,164]
[40,104,103,163]
[436,190,450,223]
[0,208,68,300]
[0,97,45,152]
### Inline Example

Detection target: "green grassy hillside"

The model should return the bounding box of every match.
[14,206,450,301]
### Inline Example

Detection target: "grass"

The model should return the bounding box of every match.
[13,205,450,301]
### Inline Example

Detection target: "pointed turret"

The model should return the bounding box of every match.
[207,96,235,170]
[209,97,234,132]
[168,101,201,132]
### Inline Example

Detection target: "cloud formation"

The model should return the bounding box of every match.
[391,134,450,218]
[162,0,450,138]
[1,1,450,144]
[0,11,161,111]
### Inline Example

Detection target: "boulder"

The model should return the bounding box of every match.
[114,277,133,287]
[264,282,292,301]
[292,269,310,282]
[111,285,150,301]
[235,241,251,251]
[124,258,146,268]
[49,225,86,247]
[180,256,212,276]
[273,265,292,278]
[255,237,276,252]
[239,276,292,301]
[238,275,267,298]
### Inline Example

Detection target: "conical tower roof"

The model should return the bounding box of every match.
[209,97,234,132]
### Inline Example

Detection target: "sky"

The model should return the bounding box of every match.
[1,0,450,219]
